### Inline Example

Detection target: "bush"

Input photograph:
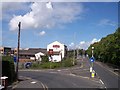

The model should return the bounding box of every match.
[41,55,49,63]
[62,58,73,67]
[2,56,16,85]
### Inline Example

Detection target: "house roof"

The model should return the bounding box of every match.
[19,48,47,55]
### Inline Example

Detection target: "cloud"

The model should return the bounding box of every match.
[1,0,120,2]
[9,2,84,31]
[78,38,100,50]
[80,41,85,44]
[69,42,74,47]
[39,31,46,36]
[1,2,30,21]
[98,19,116,26]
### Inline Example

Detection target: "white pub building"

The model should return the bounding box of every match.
[47,41,67,62]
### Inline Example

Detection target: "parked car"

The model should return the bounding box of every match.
[24,62,32,69]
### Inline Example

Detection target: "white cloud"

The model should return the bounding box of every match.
[98,19,116,26]
[1,0,120,2]
[39,31,46,36]
[69,42,74,47]
[78,38,100,50]
[80,41,85,44]
[9,2,84,31]
[91,38,100,44]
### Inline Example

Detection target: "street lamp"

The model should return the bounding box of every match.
[91,46,94,68]
[92,47,94,57]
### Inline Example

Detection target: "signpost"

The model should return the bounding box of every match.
[89,46,96,78]
[90,57,94,67]
[13,56,17,63]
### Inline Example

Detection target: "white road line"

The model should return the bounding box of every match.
[57,70,61,72]
[69,73,90,79]
[31,81,37,84]
[69,73,76,76]
[49,72,57,73]
[44,84,48,90]
[100,79,104,85]
[40,82,46,90]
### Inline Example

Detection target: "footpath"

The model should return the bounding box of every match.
[7,76,46,90]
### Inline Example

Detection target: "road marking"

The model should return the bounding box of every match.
[40,82,46,90]
[100,79,104,85]
[69,73,90,79]
[44,84,48,90]
[99,79,107,89]
[57,70,61,72]
[69,73,76,76]
[78,75,90,79]
[31,81,37,84]
[49,72,57,73]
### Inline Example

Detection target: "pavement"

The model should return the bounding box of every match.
[7,76,47,90]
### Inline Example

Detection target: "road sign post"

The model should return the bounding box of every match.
[90,67,93,73]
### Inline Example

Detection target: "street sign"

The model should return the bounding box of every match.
[90,57,94,62]
[13,56,17,63]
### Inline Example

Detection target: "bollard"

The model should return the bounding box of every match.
[91,70,95,78]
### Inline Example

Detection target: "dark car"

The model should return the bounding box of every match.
[24,62,32,69]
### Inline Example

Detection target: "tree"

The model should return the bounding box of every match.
[87,28,120,66]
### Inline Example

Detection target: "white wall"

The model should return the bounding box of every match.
[47,41,65,62]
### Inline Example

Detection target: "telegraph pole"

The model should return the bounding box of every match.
[16,22,21,80]
[73,32,76,65]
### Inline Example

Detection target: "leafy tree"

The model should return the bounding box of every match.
[87,28,120,66]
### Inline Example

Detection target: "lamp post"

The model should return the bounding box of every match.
[92,47,94,57]
[91,46,94,68]
[16,22,21,80]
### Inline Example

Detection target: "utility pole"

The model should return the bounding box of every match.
[73,32,76,65]
[16,22,21,80]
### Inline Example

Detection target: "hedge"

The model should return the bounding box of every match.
[2,56,16,85]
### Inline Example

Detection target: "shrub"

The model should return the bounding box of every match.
[41,55,49,63]
[62,58,73,67]
[2,56,16,85]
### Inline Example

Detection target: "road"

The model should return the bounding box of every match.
[19,71,103,88]
[94,61,119,88]
[19,57,105,89]
[18,56,119,89]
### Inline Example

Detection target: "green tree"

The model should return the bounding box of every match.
[87,28,120,66]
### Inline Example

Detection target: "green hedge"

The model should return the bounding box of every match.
[2,56,16,85]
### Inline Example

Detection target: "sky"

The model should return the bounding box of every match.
[1,1,119,50]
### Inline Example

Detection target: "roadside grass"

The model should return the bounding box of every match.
[30,57,77,69]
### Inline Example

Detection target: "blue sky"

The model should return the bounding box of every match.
[1,2,118,50]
